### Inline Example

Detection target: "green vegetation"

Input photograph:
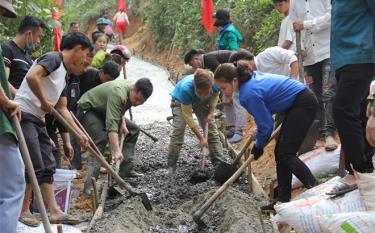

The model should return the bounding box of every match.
[0,0,283,57]
[63,0,116,32]
[135,0,283,54]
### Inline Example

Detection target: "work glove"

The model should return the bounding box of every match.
[251,146,264,160]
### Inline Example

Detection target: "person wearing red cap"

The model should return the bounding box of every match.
[0,2,25,232]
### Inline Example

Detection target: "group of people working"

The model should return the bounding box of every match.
[171,1,375,213]
[0,0,374,233]
[0,2,152,231]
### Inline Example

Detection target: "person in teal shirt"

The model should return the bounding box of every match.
[213,9,243,51]
[327,0,375,197]
[167,69,224,175]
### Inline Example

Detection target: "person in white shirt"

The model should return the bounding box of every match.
[289,0,337,151]
[113,8,129,41]
[230,47,298,78]
[273,0,294,51]
[15,32,90,226]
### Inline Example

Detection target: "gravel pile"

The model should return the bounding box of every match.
[91,122,273,233]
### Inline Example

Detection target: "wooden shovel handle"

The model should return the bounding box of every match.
[11,117,53,233]
[193,125,281,221]
[296,31,305,83]
[52,109,137,196]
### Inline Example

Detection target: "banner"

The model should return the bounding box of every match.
[117,0,127,13]
[201,0,216,34]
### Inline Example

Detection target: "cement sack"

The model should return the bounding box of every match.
[319,211,375,233]
[292,146,341,189]
[274,189,365,233]
[355,170,375,211]
[272,176,341,225]
[17,222,81,233]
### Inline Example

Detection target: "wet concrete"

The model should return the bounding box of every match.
[90,58,272,232]
[125,57,174,124]
[91,123,272,233]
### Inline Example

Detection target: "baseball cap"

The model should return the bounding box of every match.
[213,9,230,21]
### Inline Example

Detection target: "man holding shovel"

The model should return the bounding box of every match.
[14,32,91,226]
[0,1,25,232]
[167,69,224,175]
[289,0,337,151]
[77,78,153,195]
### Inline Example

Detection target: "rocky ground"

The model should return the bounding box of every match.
[89,122,273,233]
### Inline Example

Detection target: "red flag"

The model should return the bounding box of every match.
[117,0,127,13]
[201,0,216,34]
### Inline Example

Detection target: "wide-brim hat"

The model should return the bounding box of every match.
[0,0,17,18]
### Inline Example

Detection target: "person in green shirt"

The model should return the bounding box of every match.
[0,1,26,232]
[213,9,244,51]
[77,78,153,194]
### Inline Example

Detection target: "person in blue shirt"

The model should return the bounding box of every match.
[214,61,317,212]
[167,69,224,175]
[327,0,375,196]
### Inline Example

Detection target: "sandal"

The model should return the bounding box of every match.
[19,212,40,227]
[49,214,81,225]
[325,180,357,196]
[325,136,338,151]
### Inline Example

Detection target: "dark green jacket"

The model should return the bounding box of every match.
[0,47,16,139]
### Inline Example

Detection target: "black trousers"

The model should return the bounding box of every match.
[333,63,375,174]
[275,89,318,202]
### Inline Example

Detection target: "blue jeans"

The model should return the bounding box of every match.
[0,134,25,233]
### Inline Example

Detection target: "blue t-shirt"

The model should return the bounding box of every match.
[239,71,306,148]
[171,75,220,105]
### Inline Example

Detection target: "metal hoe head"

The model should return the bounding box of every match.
[213,161,237,184]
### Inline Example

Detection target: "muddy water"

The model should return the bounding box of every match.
[125,57,173,124]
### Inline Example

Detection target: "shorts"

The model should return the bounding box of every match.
[116,21,127,34]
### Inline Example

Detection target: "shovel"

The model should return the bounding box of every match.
[53,109,152,211]
[190,123,210,183]
[192,126,281,227]
[213,133,256,183]
[11,116,53,233]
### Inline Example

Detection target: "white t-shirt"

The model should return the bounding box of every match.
[15,52,67,119]
[255,46,298,78]
[113,12,128,23]
[277,16,295,51]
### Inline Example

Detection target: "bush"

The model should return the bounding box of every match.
[138,0,283,54]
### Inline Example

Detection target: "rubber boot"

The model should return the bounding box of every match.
[167,159,177,175]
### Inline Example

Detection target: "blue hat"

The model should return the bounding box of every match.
[96,17,109,25]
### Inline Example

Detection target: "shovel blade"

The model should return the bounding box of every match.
[110,186,152,211]
[139,192,153,211]
[190,169,211,183]
[213,161,237,184]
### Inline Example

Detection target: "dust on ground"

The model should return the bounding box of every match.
[90,122,273,233]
